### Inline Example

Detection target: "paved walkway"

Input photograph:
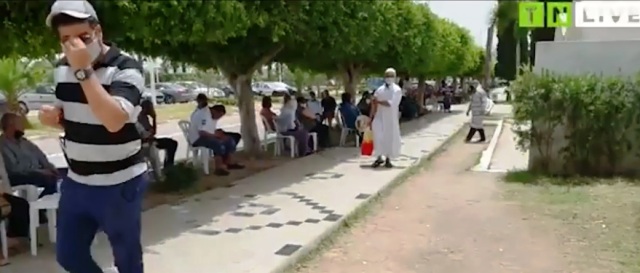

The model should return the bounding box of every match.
[490,121,528,172]
[5,106,469,273]
[297,126,569,273]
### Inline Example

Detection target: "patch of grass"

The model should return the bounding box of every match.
[504,170,540,184]
[24,103,205,138]
[501,172,640,273]
[154,103,200,122]
[284,126,465,273]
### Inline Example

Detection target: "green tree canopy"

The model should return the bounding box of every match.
[2,0,483,156]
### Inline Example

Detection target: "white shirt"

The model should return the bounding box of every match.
[188,107,214,144]
[276,104,297,132]
[307,99,323,116]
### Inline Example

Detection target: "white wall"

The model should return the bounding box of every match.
[535,40,640,77]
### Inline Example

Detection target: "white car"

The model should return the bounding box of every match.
[489,86,510,103]
[252,81,295,96]
[5,85,57,114]
[176,81,225,98]
[142,89,165,104]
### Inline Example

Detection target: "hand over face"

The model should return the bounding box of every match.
[38,105,63,127]
[62,37,92,69]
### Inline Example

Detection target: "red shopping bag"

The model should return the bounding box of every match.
[360,128,374,156]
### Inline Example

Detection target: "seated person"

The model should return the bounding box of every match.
[338,92,360,130]
[400,93,419,120]
[209,105,242,146]
[0,113,64,198]
[0,191,29,264]
[296,96,330,148]
[188,94,244,176]
[268,95,310,156]
[307,91,324,119]
[357,91,372,116]
[137,100,178,170]
[338,92,363,143]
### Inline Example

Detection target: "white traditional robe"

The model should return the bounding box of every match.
[468,87,488,129]
[372,83,403,158]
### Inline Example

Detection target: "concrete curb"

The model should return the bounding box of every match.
[273,120,468,273]
[472,118,504,172]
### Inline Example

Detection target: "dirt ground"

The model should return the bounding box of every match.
[295,131,573,273]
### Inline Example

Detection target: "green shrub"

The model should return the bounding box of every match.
[151,162,199,193]
[511,69,640,177]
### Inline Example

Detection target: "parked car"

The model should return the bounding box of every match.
[252,81,295,96]
[142,88,165,104]
[1,85,58,114]
[154,83,196,103]
[175,81,225,98]
[215,84,235,97]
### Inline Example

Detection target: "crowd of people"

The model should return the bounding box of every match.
[0,74,489,265]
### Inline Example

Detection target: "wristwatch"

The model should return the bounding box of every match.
[74,68,93,81]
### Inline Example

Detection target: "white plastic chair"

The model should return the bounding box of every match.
[338,110,361,147]
[308,132,318,152]
[142,141,163,180]
[29,193,59,256]
[261,115,296,158]
[1,218,7,261]
[177,120,212,175]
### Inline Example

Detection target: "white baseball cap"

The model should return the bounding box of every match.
[45,0,99,27]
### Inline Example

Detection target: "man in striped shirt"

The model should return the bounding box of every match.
[38,1,146,272]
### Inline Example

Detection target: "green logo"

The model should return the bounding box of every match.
[519,2,572,28]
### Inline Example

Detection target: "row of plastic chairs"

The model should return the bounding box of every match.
[176,118,320,176]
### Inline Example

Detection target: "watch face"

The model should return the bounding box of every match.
[75,70,86,80]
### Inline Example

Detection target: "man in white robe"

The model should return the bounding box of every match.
[465,82,488,142]
[370,68,403,168]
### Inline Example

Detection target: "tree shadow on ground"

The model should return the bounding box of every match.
[5,106,468,270]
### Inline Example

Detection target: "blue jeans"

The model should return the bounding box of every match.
[56,174,147,273]
[193,136,236,156]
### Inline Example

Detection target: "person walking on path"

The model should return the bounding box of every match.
[465,82,488,142]
[39,1,147,272]
[370,68,403,168]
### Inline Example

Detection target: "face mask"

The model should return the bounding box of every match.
[14,131,24,139]
[86,36,102,62]
[385,77,395,85]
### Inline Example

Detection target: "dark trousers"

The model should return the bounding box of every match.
[310,123,330,148]
[56,174,147,273]
[2,193,29,238]
[9,168,68,198]
[465,127,486,142]
[154,137,178,169]
[193,135,237,156]
[225,132,242,146]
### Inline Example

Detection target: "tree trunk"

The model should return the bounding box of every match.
[417,76,426,107]
[484,24,494,88]
[340,64,361,97]
[267,63,273,80]
[515,41,520,75]
[228,74,262,155]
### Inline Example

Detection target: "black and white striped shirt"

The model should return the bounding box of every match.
[54,47,146,186]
